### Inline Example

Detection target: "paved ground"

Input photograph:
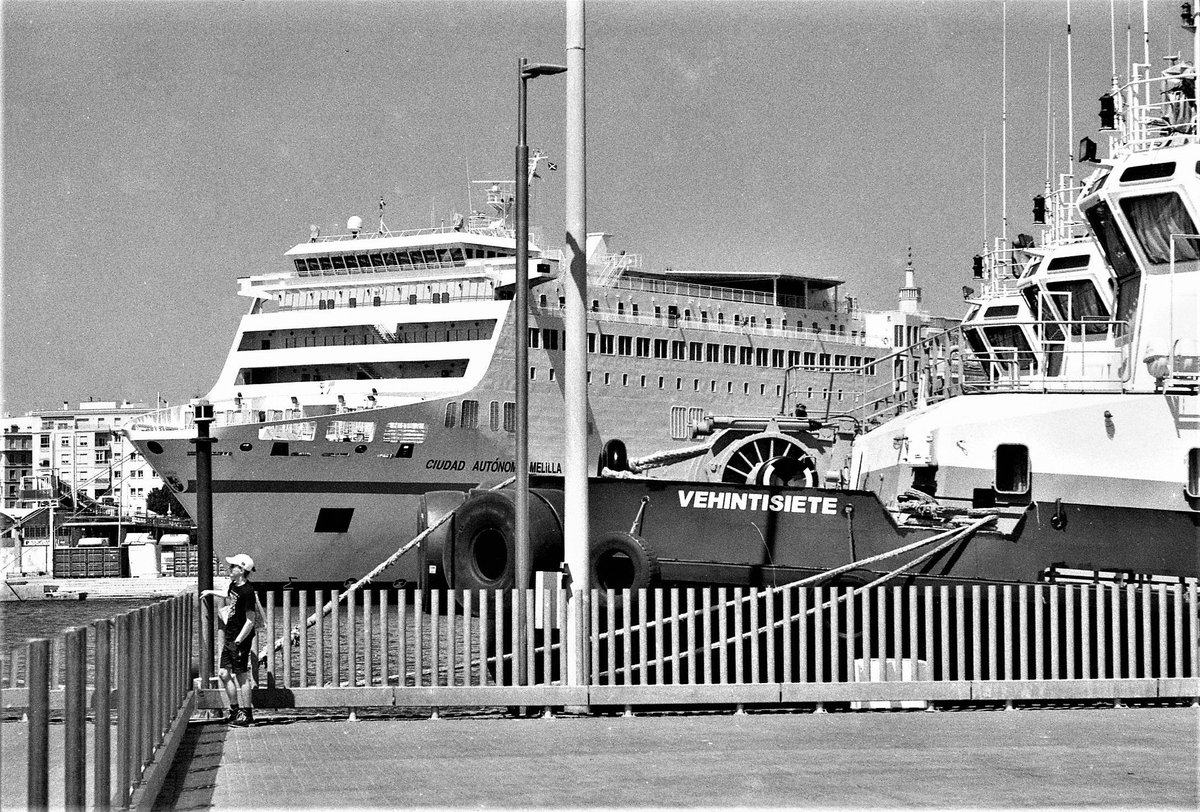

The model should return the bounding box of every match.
[145,705,1198,809]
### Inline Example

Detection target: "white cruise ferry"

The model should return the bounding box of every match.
[126,181,940,584]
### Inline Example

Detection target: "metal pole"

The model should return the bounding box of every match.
[94,618,112,811]
[564,0,589,688]
[64,626,86,810]
[515,58,531,688]
[192,401,216,682]
[27,638,50,812]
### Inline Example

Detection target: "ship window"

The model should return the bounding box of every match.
[995,444,1030,495]
[543,328,559,350]
[636,337,650,357]
[332,255,346,271]
[370,253,385,267]
[773,350,786,368]
[1187,448,1200,498]
[984,304,1020,318]
[294,259,307,274]
[1118,162,1175,183]
[326,421,375,443]
[618,336,632,356]
[318,256,333,271]
[409,294,418,305]
[383,252,398,266]
[689,342,703,361]
[314,508,354,534]
[489,401,500,431]
[1045,254,1090,272]
[528,328,540,348]
[461,400,479,429]
[306,258,321,273]
[1119,192,1200,266]
[444,402,457,428]
[1084,201,1141,322]
[654,339,668,359]
[344,254,359,269]
[503,402,516,433]
[672,340,686,360]
[739,347,753,365]
[706,343,720,362]
[982,325,1035,370]
[723,345,736,364]
[600,335,614,354]
[788,351,801,367]
[756,348,768,366]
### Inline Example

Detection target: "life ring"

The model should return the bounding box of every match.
[589,531,660,593]
[416,490,466,592]
[451,489,564,591]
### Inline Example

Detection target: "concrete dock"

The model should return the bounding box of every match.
[140,705,1195,809]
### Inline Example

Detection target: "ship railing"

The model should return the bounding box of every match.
[538,304,884,348]
[787,320,1133,427]
[1111,61,1199,154]
[171,582,1197,714]
[596,274,853,315]
[2,592,194,809]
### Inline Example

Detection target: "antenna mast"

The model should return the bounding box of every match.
[1067,0,1075,172]
[1001,0,1008,247]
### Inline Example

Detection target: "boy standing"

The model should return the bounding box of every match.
[201,553,258,726]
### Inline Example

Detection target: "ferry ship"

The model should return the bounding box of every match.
[126,177,940,584]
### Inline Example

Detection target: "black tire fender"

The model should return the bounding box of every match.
[451,488,565,591]
[589,531,660,593]
[417,490,466,591]
[597,438,630,475]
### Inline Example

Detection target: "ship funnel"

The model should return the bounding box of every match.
[347,215,363,235]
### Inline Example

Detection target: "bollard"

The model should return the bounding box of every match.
[64,626,87,809]
[27,638,51,811]
[94,618,112,810]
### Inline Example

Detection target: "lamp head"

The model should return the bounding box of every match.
[522,61,568,80]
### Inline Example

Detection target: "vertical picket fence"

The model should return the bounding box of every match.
[2,591,194,810]
[245,581,1198,700]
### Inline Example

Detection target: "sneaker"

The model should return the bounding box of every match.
[229,708,252,727]
[242,709,255,725]
[224,708,241,725]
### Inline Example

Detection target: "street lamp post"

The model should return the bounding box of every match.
[515,57,566,687]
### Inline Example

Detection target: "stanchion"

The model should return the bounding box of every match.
[95,618,112,810]
[27,638,50,811]
[64,626,87,809]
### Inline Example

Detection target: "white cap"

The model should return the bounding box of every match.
[225,553,256,573]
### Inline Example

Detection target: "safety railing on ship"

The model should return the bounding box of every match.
[213,582,1198,712]
[2,592,195,810]
[791,319,1134,429]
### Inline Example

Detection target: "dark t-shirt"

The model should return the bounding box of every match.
[225,580,257,641]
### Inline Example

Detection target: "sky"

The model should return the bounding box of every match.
[1,0,1188,416]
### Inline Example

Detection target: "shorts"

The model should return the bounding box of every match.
[220,634,255,673]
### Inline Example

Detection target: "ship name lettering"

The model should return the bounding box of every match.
[529,461,562,474]
[426,459,466,471]
[471,459,517,473]
[677,490,837,515]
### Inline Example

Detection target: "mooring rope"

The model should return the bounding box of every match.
[259,476,516,661]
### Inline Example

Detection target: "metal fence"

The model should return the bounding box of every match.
[2,592,194,810]
[230,581,1198,711]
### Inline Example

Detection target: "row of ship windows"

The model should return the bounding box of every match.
[292,246,513,275]
[529,328,871,371]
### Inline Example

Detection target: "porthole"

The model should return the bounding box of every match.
[147,441,163,454]
[355,444,368,454]
[239,442,253,452]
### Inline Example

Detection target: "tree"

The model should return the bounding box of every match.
[146,485,189,518]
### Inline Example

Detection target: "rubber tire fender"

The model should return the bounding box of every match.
[589,531,661,593]
[417,490,467,592]
[451,489,565,591]
[597,438,630,475]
